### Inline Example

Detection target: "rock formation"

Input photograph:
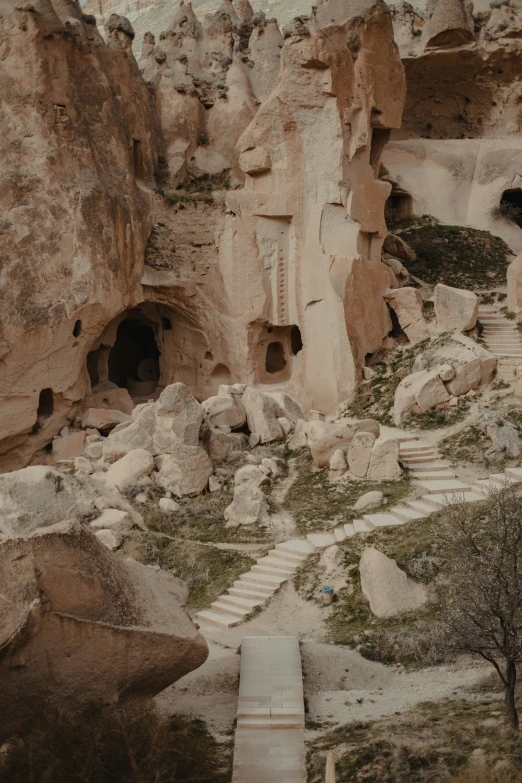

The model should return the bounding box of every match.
[0,0,407,468]
[0,518,208,738]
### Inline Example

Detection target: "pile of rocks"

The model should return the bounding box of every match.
[394,332,497,424]
[290,418,402,481]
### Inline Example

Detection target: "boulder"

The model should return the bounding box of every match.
[202,394,247,430]
[367,437,401,481]
[359,547,427,619]
[153,384,204,453]
[156,446,213,497]
[277,416,294,436]
[94,528,123,550]
[319,544,344,572]
[266,392,305,424]
[159,497,181,512]
[52,431,86,461]
[83,382,134,415]
[81,408,130,432]
[205,428,246,462]
[242,387,284,443]
[382,234,416,261]
[434,284,478,332]
[262,457,280,477]
[384,287,430,344]
[0,466,139,538]
[310,420,380,468]
[84,441,104,460]
[218,384,246,396]
[90,508,134,533]
[412,332,496,396]
[347,431,376,478]
[329,448,348,475]
[393,366,451,424]
[224,482,270,527]
[102,404,156,462]
[74,456,93,474]
[288,419,331,449]
[104,449,155,492]
[482,411,522,460]
[0,521,208,736]
[353,490,384,510]
[234,464,271,487]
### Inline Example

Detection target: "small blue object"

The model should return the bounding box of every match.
[321,586,334,595]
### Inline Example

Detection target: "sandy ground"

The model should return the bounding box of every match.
[155,640,240,733]
[302,641,489,726]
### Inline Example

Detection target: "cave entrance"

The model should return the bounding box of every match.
[385,190,413,228]
[499,189,522,229]
[108,317,160,396]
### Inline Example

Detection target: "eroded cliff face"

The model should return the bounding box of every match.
[1,0,406,468]
[217,0,406,411]
[0,0,158,468]
[383,0,522,254]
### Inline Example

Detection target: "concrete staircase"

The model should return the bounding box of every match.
[232,636,306,782]
[478,305,522,358]
[195,435,522,630]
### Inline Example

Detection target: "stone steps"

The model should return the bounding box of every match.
[478,308,522,358]
[195,434,522,632]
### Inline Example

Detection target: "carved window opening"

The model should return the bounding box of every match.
[37,388,54,418]
[499,189,522,229]
[73,319,82,337]
[266,341,287,374]
[290,326,303,355]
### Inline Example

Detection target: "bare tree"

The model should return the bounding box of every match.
[435,488,522,730]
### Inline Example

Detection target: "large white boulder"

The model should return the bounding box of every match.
[310,420,380,468]
[367,437,401,481]
[288,419,331,449]
[266,392,305,424]
[393,366,451,425]
[102,404,155,462]
[242,387,284,443]
[347,431,376,478]
[359,547,428,618]
[434,283,478,332]
[153,383,204,453]
[202,394,246,430]
[104,449,155,492]
[384,287,430,344]
[224,482,270,527]
[156,446,213,497]
[413,332,496,396]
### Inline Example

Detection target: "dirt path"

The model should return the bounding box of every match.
[302,641,488,727]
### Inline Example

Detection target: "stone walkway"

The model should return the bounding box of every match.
[195,436,522,629]
[478,305,522,358]
[232,636,306,783]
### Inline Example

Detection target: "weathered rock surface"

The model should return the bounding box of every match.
[384,287,430,344]
[0,521,208,737]
[310,421,380,469]
[394,366,451,424]
[0,466,141,539]
[434,284,478,332]
[360,546,428,619]
[353,490,384,510]
[242,387,284,443]
[155,446,213,497]
[104,449,155,491]
[347,431,376,478]
[367,437,402,481]
[413,333,497,396]
[482,411,522,460]
[202,394,246,430]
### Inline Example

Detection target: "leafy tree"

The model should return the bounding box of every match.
[437,489,522,730]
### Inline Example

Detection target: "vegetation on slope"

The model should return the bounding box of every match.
[396,216,512,289]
